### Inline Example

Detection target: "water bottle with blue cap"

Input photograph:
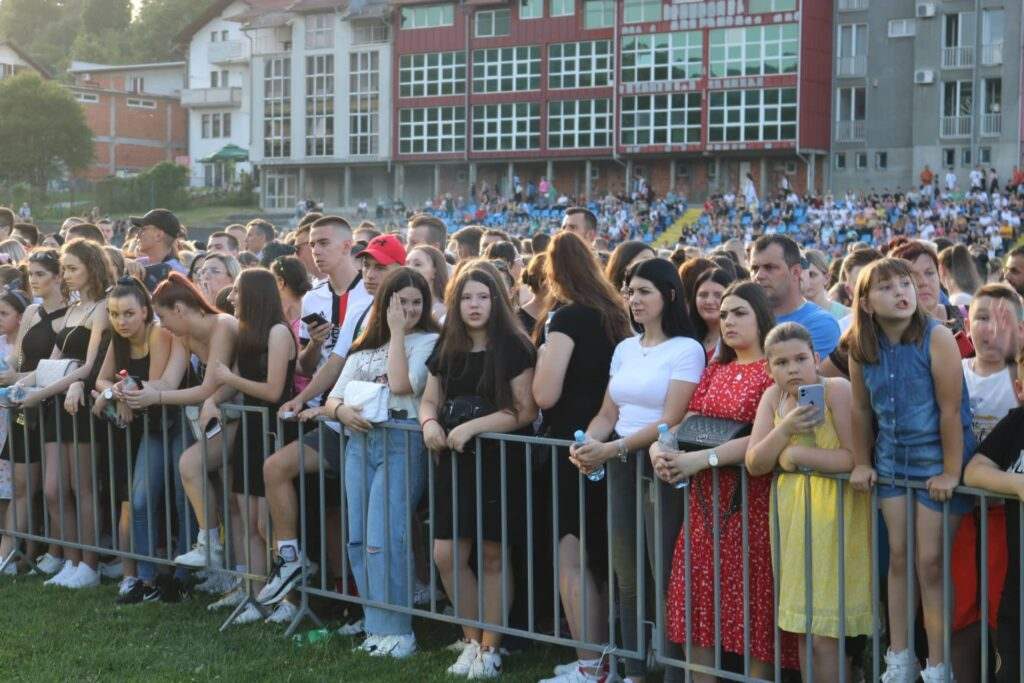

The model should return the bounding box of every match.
[574,430,605,482]
[657,423,687,489]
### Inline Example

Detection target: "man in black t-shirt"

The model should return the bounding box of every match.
[964,350,1024,683]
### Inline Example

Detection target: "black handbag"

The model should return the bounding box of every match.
[440,395,493,431]
[675,414,752,450]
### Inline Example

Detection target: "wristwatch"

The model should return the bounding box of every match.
[616,439,629,462]
[706,449,720,467]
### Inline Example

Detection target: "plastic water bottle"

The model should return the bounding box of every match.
[118,369,139,392]
[574,430,605,482]
[657,423,687,490]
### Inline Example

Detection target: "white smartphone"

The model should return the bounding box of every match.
[797,383,825,424]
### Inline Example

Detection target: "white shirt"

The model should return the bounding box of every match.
[607,335,705,438]
[963,360,1018,442]
[300,278,373,407]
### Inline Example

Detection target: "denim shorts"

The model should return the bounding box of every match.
[301,424,342,476]
[876,475,975,516]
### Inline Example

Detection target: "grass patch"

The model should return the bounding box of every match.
[175,205,259,230]
[0,574,567,681]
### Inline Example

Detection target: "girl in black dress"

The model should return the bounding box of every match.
[0,250,67,574]
[207,268,296,624]
[20,239,111,589]
[419,265,537,678]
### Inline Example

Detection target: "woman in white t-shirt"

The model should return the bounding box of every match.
[571,258,705,682]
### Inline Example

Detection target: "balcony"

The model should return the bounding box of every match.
[837,55,867,78]
[981,113,1002,136]
[838,0,869,10]
[942,45,974,69]
[208,40,247,65]
[181,87,242,108]
[835,120,865,142]
[941,115,972,138]
[982,42,1003,66]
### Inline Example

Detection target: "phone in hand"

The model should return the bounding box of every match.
[797,383,825,424]
[301,312,329,328]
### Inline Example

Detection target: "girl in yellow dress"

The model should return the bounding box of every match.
[747,321,873,682]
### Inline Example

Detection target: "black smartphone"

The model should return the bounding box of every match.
[302,312,329,327]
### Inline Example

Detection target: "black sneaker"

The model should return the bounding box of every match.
[116,580,148,605]
[143,575,189,604]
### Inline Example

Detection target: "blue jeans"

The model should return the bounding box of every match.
[345,421,426,636]
[132,419,195,581]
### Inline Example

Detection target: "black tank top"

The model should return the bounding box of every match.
[19,305,68,372]
[238,330,296,409]
[54,301,102,362]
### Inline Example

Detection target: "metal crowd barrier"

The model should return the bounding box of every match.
[0,398,1020,683]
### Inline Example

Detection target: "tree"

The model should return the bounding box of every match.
[130,0,211,61]
[0,72,93,188]
[82,0,131,35]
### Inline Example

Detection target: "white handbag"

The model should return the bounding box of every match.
[34,358,81,388]
[342,380,390,424]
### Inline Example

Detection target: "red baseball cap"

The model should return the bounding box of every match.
[360,234,406,266]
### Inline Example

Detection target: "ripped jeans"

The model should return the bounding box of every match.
[344,420,427,636]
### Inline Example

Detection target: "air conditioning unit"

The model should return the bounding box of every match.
[914,69,935,84]
[916,3,935,18]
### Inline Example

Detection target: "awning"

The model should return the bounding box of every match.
[200,144,249,163]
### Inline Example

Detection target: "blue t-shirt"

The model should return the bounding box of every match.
[777,301,841,358]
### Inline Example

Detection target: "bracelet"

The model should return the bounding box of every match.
[333,404,343,421]
[616,438,628,462]
[420,417,440,430]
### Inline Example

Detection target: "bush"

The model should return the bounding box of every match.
[96,161,189,213]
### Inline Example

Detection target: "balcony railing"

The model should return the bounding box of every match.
[837,55,867,78]
[180,87,242,108]
[838,0,869,10]
[981,113,1002,136]
[942,45,974,69]
[982,42,1003,66]
[835,120,865,142]
[941,115,972,138]
[208,40,247,65]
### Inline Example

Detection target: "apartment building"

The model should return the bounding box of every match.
[830,0,1022,193]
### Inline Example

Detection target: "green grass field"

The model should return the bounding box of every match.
[0,574,568,682]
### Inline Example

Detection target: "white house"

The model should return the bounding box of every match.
[0,41,51,80]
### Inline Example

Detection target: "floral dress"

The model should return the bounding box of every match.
[665,359,798,668]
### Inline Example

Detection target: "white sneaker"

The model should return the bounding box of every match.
[447,638,471,653]
[881,649,921,683]
[173,539,224,569]
[370,633,417,659]
[1,561,16,576]
[207,587,246,611]
[540,667,609,683]
[264,600,298,625]
[98,561,123,579]
[355,634,382,653]
[468,648,502,679]
[118,576,140,596]
[553,661,581,676]
[195,570,238,595]
[34,553,64,575]
[228,603,263,626]
[44,561,76,587]
[336,619,365,636]
[447,640,481,676]
[920,661,954,683]
[65,563,100,589]
[256,553,314,605]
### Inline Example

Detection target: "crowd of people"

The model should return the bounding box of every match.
[0,196,1022,683]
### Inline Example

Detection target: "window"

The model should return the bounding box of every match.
[837,24,867,76]
[548,40,612,89]
[961,148,972,166]
[210,70,229,87]
[472,102,540,151]
[265,173,296,210]
[982,10,1004,65]
[400,51,466,97]
[835,86,866,141]
[476,9,510,38]
[305,54,334,156]
[621,31,702,82]
[749,0,796,11]
[211,31,218,42]
[624,0,661,24]
[201,112,232,139]
[264,57,291,158]
[982,78,1001,135]
[979,147,992,164]
[583,0,614,29]
[621,93,702,146]
[74,92,99,104]
[942,12,976,68]
[875,151,888,169]
[941,80,973,137]
[398,106,465,154]
[349,51,379,156]
[942,148,956,168]
[551,0,574,17]
[855,152,868,170]
[835,153,847,170]
[353,21,389,45]
[707,87,797,142]
[520,0,543,20]
[305,13,334,50]
[709,24,799,78]
[472,46,540,93]
[127,76,145,93]
[126,97,156,108]
[888,18,916,38]
[548,99,612,148]
[400,4,454,30]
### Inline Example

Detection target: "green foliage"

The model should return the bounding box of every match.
[0,72,94,188]
[96,161,189,212]
[82,0,131,35]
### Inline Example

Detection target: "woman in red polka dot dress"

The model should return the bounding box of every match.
[650,282,799,678]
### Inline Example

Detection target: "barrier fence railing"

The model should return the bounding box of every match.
[0,398,1018,682]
